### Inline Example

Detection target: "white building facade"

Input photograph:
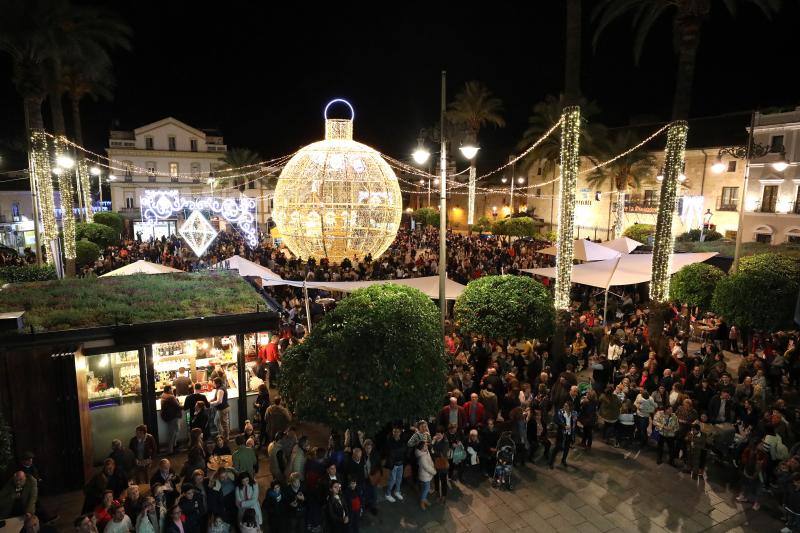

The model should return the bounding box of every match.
[741,107,800,244]
[106,117,272,239]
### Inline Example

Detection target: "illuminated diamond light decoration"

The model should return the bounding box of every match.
[179,210,218,257]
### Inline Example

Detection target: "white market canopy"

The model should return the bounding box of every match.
[599,237,643,254]
[261,276,466,301]
[521,252,718,289]
[539,239,622,261]
[99,260,182,277]
[210,255,282,281]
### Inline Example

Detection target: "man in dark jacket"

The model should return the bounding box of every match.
[707,390,734,424]
[129,425,157,484]
[160,386,182,455]
[0,471,37,520]
[383,426,406,502]
[183,383,210,428]
[178,484,206,533]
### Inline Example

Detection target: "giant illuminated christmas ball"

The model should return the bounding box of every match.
[273,100,402,263]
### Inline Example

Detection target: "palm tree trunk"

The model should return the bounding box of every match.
[564,0,582,105]
[49,89,67,135]
[70,95,84,146]
[671,15,702,120]
[24,96,45,264]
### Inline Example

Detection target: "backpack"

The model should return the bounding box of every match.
[451,443,467,465]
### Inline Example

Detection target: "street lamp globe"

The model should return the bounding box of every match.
[501,177,508,184]
[711,157,726,174]
[517,177,525,184]
[412,148,431,165]
[108,174,117,181]
[89,166,102,176]
[678,172,687,183]
[56,154,75,169]
[459,144,479,160]
[772,154,789,172]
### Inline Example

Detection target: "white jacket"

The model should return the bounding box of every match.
[415,448,436,482]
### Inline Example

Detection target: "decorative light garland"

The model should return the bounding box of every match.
[649,121,688,302]
[554,106,581,311]
[614,190,625,238]
[77,157,94,222]
[30,130,56,263]
[579,123,671,176]
[54,136,77,264]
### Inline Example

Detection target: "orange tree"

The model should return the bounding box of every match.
[278,284,446,431]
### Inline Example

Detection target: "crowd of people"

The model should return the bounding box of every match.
[3,226,800,532]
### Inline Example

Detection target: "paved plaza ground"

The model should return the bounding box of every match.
[40,347,790,532]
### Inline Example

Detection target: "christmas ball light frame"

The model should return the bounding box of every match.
[272,99,402,263]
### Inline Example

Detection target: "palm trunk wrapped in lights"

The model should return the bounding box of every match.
[29,130,57,263]
[614,190,625,238]
[55,135,77,276]
[467,163,476,226]
[554,106,581,311]
[77,157,93,222]
[648,121,688,348]
[552,106,581,375]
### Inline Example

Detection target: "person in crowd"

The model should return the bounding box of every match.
[253,383,271,446]
[0,471,37,521]
[92,490,114,532]
[102,503,132,533]
[234,472,261,530]
[134,496,160,533]
[286,436,309,482]
[550,401,578,468]
[178,484,205,533]
[599,385,621,445]
[415,441,436,510]
[160,386,182,455]
[383,425,406,503]
[211,436,232,458]
[184,383,210,432]
[173,367,193,396]
[183,429,207,479]
[283,472,306,533]
[232,436,258,478]
[107,442,135,483]
[579,390,598,450]
[123,482,143,523]
[653,406,679,466]
[129,425,157,485]
[266,397,293,441]
[209,377,231,442]
[82,459,126,513]
[163,504,183,533]
[263,479,284,533]
[430,430,450,503]
[325,480,350,532]
[150,459,178,508]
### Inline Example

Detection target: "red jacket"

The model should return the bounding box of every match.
[463,401,486,427]
[438,405,466,430]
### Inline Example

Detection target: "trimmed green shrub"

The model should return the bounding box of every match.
[92,211,124,236]
[471,216,492,233]
[414,207,440,227]
[669,262,725,309]
[279,284,446,430]
[623,223,655,244]
[0,265,57,284]
[676,228,723,242]
[76,240,101,268]
[76,222,118,248]
[454,275,555,340]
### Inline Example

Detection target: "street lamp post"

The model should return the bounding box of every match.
[712,112,789,272]
[438,70,447,335]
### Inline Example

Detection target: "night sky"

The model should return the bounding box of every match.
[1,1,798,176]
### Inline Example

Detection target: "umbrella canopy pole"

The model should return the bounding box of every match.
[602,255,622,324]
[303,281,312,334]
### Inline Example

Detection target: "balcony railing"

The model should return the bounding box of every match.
[752,200,777,213]
[624,195,660,213]
[715,197,739,212]
[748,200,800,214]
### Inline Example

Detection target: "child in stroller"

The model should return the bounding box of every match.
[493,431,516,490]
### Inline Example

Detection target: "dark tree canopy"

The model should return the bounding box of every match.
[454,275,555,340]
[670,262,725,309]
[712,253,799,331]
[278,284,447,431]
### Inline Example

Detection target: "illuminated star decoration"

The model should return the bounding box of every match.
[179,210,218,257]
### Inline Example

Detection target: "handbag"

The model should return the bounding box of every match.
[434,456,449,471]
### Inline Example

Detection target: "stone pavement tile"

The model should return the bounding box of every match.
[552,501,589,526]
[574,523,604,533]
[603,510,670,533]
[575,504,616,532]
[484,520,516,533]
[518,509,546,528]
[530,501,559,519]
[470,500,501,524]
[545,516,585,532]
[499,511,528,531]
[712,500,742,519]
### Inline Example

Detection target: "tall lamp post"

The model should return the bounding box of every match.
[711,111,788,272]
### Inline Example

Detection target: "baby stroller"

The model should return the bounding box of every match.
[492,431,516,490]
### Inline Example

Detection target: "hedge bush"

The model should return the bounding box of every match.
[76,240,101,268]
[0,265,57,284]
[76,222,118,248]
[623,223,655,244]
[92,211,124,236]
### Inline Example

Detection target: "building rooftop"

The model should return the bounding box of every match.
[0,271,264,333]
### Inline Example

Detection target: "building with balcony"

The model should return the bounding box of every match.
[106,117,273,239]
[740,107,800,244]
[524,147,746,241]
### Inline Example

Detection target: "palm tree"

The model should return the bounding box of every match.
[447,81,505,226]
[217,148,264,191]
[585,130,658,237]
[592,0,781,121]
[564,0,582,105]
